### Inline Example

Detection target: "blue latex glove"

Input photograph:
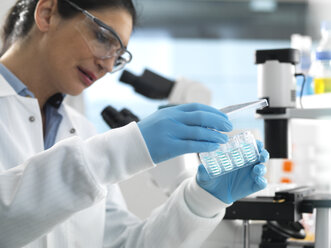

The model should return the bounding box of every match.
[196,140,269,204]
[138,103,233,164]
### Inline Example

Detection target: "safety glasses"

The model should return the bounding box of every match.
[64,0,132,73]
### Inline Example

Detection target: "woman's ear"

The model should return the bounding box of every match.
[34,0,58,32]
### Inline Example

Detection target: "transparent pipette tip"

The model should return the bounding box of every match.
[220,99,268,120]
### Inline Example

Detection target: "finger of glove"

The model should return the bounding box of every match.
[252,163,267,177]
[176,103,229,119]
[255,140,269,162]
[259,149,270,163]
[253,176,267,192]
[196,164,211,183]
[178,111,233,132]
[178,125,229,144]
[250,164,267,191]
[256,140,264,152]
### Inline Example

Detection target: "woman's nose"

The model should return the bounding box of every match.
[96,56,116,73]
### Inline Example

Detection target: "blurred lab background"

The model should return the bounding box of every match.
[1,0,331,246]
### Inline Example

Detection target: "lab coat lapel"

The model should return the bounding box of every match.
[0,74,17,97]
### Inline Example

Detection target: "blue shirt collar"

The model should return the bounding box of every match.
[0,63,34,98]
[0,63,65,108]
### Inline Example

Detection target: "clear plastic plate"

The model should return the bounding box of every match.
[199,99,268,178]
[199,131,260,178]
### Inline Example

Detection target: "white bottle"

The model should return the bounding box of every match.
[318,21,331,51]
[310,21,331,94]
[291,34,313,96]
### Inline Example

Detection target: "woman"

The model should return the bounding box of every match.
[0,0,269,247]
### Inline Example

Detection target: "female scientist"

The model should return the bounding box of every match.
[0,0,269,247]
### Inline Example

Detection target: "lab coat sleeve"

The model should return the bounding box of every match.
[103,178,228,248]
[0,122,155,248]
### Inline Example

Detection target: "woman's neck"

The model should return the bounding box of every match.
[0,39,56,109]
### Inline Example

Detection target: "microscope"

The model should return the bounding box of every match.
[222,48,331,248]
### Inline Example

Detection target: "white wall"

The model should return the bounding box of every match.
[0,0,16,34]
[307,0,331,39]
[0,0,16,50]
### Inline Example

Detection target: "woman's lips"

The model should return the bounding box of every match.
[77,67,96,87]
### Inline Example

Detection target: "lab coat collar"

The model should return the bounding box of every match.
[0,73,65,108]
[46,93,65,109]
[0,74,18,97]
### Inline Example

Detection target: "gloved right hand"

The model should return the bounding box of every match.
[137,103,233,164]
[196,140,269,204]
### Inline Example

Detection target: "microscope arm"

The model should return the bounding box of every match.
[167,76,211,105]
[119,69,212,104]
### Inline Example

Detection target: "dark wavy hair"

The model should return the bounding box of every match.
[0,0,137,56]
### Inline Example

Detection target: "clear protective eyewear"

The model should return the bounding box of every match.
[64,0,132,73]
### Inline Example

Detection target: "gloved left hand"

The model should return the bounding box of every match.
[138,103,233,164]
[196,140,269,204]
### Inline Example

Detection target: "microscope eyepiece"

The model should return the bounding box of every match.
[102,105,139,129]
[119,70,137,86]
[119,69,175,99]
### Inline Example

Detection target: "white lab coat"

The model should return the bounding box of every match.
[0,75,226,248]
